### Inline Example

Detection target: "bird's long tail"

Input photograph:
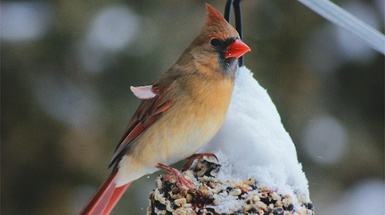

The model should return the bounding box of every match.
[80,169,131,215]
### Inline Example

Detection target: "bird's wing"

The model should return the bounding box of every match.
[108,79,175,168]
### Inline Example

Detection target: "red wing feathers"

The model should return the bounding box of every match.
[108,84,174,168]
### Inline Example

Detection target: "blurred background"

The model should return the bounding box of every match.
[1,0,384,214]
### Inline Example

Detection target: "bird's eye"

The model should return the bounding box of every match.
[210,38,221,47]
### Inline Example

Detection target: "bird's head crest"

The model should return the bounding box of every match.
[205,3,226,24]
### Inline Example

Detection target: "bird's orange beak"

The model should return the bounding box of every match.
[225,39,251,59]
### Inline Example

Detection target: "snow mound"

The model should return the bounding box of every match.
[199,66,310,204]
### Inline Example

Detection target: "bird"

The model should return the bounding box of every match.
[80,3,250,215]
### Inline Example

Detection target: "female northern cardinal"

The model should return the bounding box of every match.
[80,4,250,215]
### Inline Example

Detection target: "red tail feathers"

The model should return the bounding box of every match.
[80,170,132,215]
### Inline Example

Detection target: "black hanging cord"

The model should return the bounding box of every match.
[224,0,233,23]
[224,0,244,66]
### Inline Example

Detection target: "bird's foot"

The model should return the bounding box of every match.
[183,153,218,171]
[156,163,195,191]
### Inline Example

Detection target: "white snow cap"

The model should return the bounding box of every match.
[199,66,310,204]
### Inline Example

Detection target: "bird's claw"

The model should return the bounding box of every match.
[156,163,195,191]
